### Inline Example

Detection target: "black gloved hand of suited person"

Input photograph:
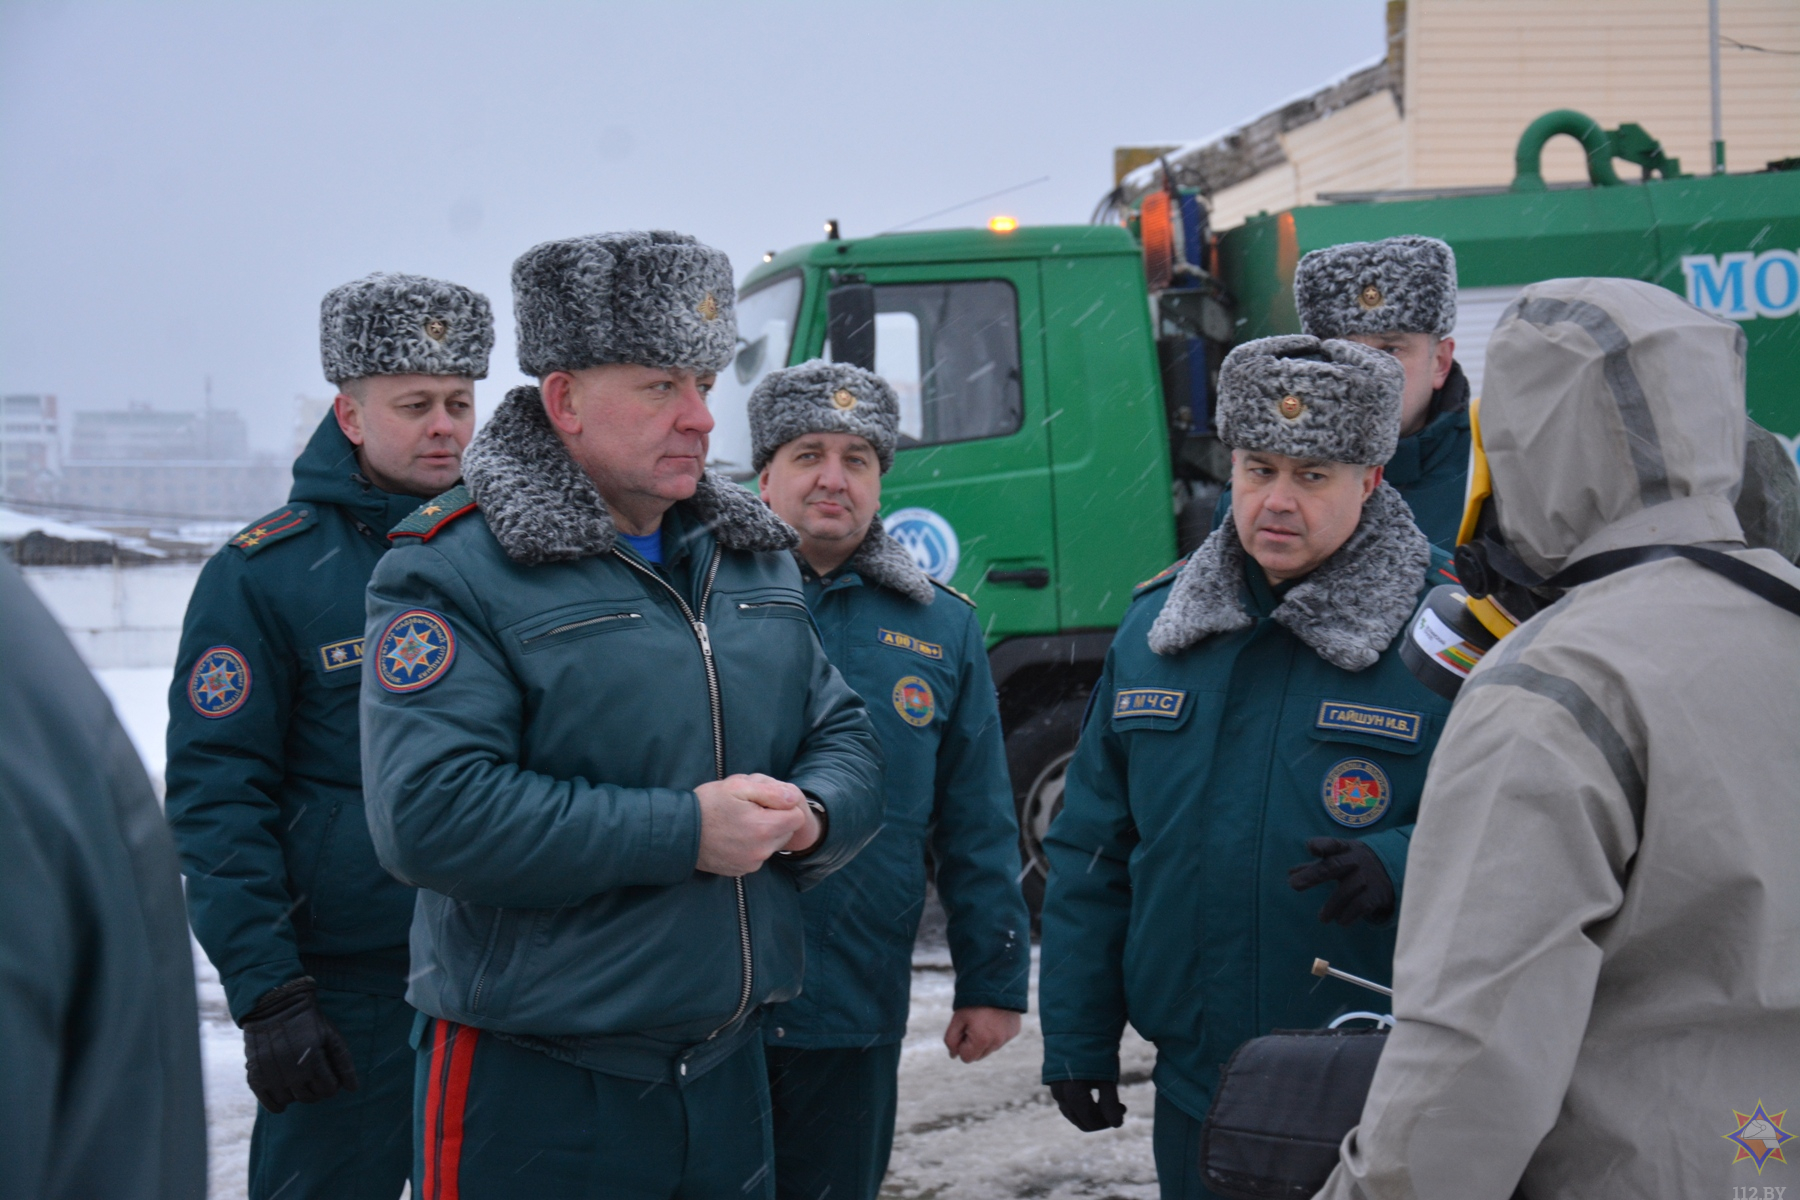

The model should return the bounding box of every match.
[1287,837,1395,926]
[1050,1079,1127,1131]
[240,977,360,1113]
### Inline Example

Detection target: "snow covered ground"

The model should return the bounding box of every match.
[190,939,1159,1200]
[90,658,1161,1199]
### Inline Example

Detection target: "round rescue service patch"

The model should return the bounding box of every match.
[1322,758,1391,828]
[892,675,936,727]
[188,646,252,718]
[376,609,457,693]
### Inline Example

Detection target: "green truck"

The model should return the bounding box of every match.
[706,113,1800,905]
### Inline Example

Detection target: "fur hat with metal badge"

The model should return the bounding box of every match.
[1294,235,1457,340]
[319,272,495,385]
[511,230,737,377]
[749,360,902,473]
[1215,334,1407,467]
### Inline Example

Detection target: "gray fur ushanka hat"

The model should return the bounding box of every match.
[749,361,901,472]
[1216,335,1406,466]
[1295,235,1457,339]
[512,231,737,377]
[319,273,494,384]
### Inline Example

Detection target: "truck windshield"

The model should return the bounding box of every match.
[708,273,803,480]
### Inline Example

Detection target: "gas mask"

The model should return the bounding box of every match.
[1400,399,1556,699]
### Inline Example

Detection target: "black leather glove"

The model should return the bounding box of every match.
[1050,1079,1127,1132]
[1287,836,1395,926]
[240,978,359,1113]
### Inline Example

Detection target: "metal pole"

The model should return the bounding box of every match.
[1710,0,1725,173]
[1312,957,1395,998]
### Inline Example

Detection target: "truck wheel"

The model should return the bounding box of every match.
[1006,697,1089,922]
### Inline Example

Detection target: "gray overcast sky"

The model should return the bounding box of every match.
[0,1,1381,452]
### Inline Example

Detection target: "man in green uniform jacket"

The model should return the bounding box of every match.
[1214,236,1471,548]
[360,232,884,1200]
[1039,335,1458,1200]
[4,559,206,1200]
[748,362,1032,1200]
[165,273,492,1200]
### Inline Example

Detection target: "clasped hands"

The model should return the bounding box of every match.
[695,773,821,875]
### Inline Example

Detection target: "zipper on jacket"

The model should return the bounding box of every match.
[612,547,754,1037]
[520,611,642,645]
[736,600,808,613]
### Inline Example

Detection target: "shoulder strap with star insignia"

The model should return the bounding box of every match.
[388,484,478,544]
[228,505,318,557]
[931,579,977,607]
[1132,555,1190,597]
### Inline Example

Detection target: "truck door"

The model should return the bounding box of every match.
[849,261,1056,640]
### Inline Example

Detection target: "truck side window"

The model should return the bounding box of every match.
[871,280,1023,447]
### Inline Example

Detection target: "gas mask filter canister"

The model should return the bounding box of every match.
[1400,398,1526,699]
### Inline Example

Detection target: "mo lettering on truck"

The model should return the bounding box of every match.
[1683,251,1800,320]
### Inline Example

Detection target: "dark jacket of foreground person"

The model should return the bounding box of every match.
[0,558,206,1200]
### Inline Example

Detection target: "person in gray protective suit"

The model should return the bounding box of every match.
[1314,277,1800,1199]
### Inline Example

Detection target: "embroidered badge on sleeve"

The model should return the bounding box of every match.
[188,646,252,718]
[375,610,457,693]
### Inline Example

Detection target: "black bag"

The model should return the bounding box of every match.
[1199,1027,1386,1200]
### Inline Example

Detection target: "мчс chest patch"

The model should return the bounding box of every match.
[317,637,365,673]
[1113,687,1188,720]
[188,645,252,718]
[1315,700,1422,743]
[375,609,457,693]
[877,628,943,660]
[893,675,937,727]
[1322,758,1391,828]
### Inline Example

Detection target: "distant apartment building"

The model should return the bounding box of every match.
[293,395,335,460]
[56,403,290,522]
[0,393,62,504]
[1120,0,1800,230]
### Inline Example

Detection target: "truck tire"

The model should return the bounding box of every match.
[1006,697,1090,923]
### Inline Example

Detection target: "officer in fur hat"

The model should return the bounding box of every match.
[360,233,883,1199]
[1214,236,1471,548]
[166,272,492,1200]
[1038,336,1458,1199]
[749,361,1031,1200]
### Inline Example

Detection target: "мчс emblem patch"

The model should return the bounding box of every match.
[1322,758,1391,828]
[188,646,252,718]
[376,609,457,693]
[1113,688,1188,720]
[892,675,936,727]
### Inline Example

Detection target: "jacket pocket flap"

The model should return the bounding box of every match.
[514,605,647,652]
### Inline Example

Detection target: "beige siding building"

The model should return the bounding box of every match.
[1126,0,1800,230]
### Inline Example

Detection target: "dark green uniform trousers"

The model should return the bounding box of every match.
[766,1044,904,1200]
[248,990,413,1200]
[1152,1093,1226,1200]
[412,1019,775,1200]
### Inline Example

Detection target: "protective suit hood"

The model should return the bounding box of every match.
[1482,277,1748,577]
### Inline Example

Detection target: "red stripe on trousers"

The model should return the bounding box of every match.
[438,1024,480,1200]
[423,1020,449,1200]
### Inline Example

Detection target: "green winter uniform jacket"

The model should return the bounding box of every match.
[165,414,420,1020]
[769,522,1030,1049]
[1213,364,1473,550]
[360,390,883,1080]
[1039,483,1456,1122]
[3,560,207,1200]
